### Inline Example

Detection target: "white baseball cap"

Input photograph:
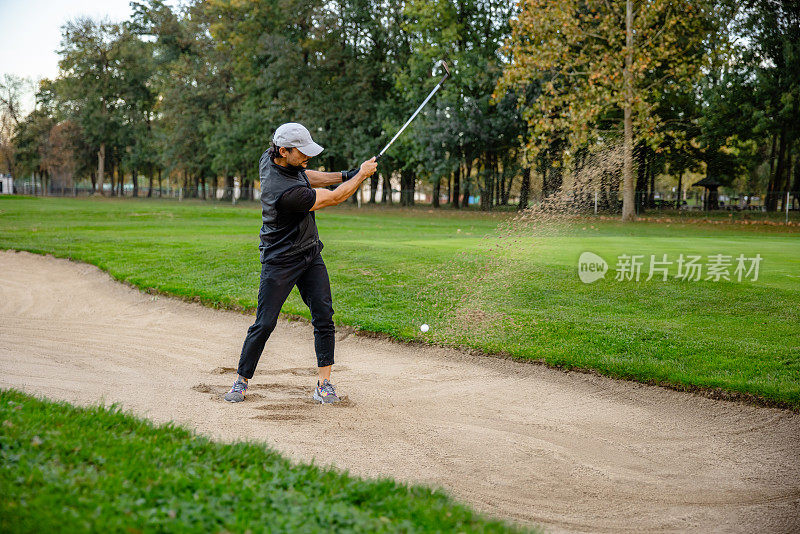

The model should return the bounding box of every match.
[272,122,324,157]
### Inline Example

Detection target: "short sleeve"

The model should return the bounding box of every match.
[277,186,316,213]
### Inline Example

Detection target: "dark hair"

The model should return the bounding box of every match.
[268,141,293,160]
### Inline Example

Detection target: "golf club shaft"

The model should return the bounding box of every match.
[376,63,450,160]
[378,83,444,158]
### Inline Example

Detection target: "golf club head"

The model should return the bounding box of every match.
[439,61,450,85]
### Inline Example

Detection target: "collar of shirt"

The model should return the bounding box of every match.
[270,158,308,181]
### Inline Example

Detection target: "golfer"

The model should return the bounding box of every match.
[225,122,377,404]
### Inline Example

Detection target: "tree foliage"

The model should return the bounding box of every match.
[4,0,797,212]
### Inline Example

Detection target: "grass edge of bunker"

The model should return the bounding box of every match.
[0,388,534,533]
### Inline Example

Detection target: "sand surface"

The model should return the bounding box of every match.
[1,250,798,533]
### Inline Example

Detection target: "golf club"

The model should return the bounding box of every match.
[375,61,450,161]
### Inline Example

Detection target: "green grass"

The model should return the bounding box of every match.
[0,389,525,533]
[1,196,799,408]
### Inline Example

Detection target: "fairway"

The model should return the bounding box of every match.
[0,196,798,407]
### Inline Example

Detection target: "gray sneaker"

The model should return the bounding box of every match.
[224,378,248,403]
[312,379,340,404]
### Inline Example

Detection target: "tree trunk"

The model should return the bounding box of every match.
[452,164,461,209]
[636,144,647,213]
[479,156,491,211]
[489,154,500,206]
[147,168,154,197]
[90,171,97,194]
[117,167,124,197]
[518,167,530,210]
[765,133,777,210]
[573,148,586,206]
[226,174,234,199]
[647,150,655,208]
[132,167,139,198]
[369,174,378,203]
[400,169,415,206]
[489,165,496,209]
[785,143,793,209]
[463,158,473,207]
[497,154,507,205]
[158,168,163,197]
[497,177,503,206]
[768,132,778,180]
[96,143,106,196]
[621,0,636,222]
[432,176,440,208]
[676,171,683,210]
[109,162,116,196]
[538,154,547,198]
[501,163,513,205]
[494,158,501,207]
[382,173,392,204]
[792,150,800,209]
[767,128,787,211]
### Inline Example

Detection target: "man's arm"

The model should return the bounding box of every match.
[305,170,343,187]
[310,158,377,211]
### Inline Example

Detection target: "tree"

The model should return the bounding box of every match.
[400,0,517,209]
[13,105,56,194]
[114,25,158,198]
[701,1,800,211]
[56,18,128,195]
[0,74,32,177]
[499,0,716,220]
[45,120,81,191]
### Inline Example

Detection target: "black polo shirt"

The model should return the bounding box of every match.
[277,186,316,213]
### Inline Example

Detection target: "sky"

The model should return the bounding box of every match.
[0,0,144,111]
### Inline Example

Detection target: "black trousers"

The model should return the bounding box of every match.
[237,249,335,379]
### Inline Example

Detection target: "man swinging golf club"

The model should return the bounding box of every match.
[225,122,377,404]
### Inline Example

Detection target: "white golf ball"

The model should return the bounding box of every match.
[420,323,429,333]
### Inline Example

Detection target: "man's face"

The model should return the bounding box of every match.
[281,147,311,168]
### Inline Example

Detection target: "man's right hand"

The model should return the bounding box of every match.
[359,157,378,178]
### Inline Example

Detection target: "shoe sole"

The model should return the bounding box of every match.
[312,391,340,404]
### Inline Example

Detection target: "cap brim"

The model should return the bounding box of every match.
[297,141,324,157]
